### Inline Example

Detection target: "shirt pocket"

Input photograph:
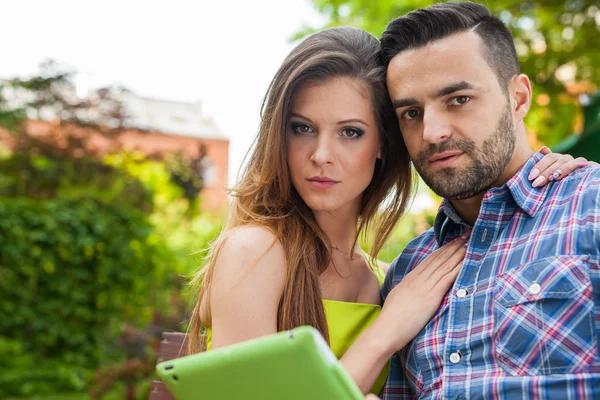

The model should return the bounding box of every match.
[493,255,597,376]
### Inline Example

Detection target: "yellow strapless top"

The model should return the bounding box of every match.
[204,265,389,395]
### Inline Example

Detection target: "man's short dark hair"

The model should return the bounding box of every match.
[380,2,520,92]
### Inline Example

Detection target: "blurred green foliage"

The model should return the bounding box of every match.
[103,152,223,280]
[553,91,600,161]
[0,62,223,397]
[0,197,160,396]
[298,0,600,147]
[0,152,223,397]
[0,154,153,210]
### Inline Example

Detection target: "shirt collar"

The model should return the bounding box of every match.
[433,151,551,244]
[502,151,550,218]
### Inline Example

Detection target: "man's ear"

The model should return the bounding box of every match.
[510,74,532,121]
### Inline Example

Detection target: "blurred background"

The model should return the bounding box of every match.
[0,0,598,399]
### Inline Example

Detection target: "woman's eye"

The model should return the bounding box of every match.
[291,123,313,134]
[402,109,421,120]
[341,127,364,139]
[450,96,470,106]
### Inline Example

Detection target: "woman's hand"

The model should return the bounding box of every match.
[529,146,589,187]
[377,235,467,352]
[341,236,467,394]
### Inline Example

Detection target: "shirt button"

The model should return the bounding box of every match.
[529,283,541,294]
[456,288,468,298]
[450,351,462,364]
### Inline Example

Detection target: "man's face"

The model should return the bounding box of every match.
[386,31,517,200]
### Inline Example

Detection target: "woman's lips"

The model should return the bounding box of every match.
[307,177,339,189]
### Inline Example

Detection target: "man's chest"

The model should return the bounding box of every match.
[400,210,600,395]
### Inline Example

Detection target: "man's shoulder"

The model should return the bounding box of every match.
[550,164,600,208]
[556,163,600,192]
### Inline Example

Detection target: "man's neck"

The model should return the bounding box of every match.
[449,134,534,226]
[449,193,485,226]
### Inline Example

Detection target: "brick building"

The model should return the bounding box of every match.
[117,92,229,211]
[0,88,230,211]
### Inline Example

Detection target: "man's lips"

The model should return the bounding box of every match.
[428,151,465,168]
[429,151,465,163]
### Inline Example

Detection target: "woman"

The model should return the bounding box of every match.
[188,27,584,395]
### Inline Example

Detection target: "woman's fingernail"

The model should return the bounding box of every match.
[528,168,540,180]
[578,161,589,168]
[532,175,546,187]
[540,146,549,153]
[551,170,562,181]
[461,232,469,239]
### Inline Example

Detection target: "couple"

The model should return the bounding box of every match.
[189,2,600,399]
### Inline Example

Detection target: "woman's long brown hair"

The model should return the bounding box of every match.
[188,27,414,354]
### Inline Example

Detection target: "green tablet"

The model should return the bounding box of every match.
[156,326,364,400]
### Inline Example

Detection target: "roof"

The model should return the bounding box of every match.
[118,92,228,141]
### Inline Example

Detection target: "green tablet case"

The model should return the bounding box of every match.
[156,326,365,400]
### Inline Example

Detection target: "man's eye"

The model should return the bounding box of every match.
[291,123,313,134]
[450,96,470,106]
[402,109,421,120]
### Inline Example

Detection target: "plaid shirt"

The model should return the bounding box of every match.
[381,152,600,399]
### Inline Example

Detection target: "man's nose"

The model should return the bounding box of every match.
[422,109,452,144]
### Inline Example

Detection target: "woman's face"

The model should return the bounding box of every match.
[286,77,381,217]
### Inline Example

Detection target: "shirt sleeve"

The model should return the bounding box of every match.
[382,352,417,400]
[381,264,394,302]
[380,232,440,399]
[380,255,418,399]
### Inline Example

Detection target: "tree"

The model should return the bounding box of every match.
[297,0,600,147]
[0,59,207,203]
[0,61,220,397]
[0,59,127,158]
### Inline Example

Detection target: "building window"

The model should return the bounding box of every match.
[201,157,217,187]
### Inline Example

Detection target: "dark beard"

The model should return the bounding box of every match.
[414,104,516,200]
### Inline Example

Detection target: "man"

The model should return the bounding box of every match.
[380,2,600,399]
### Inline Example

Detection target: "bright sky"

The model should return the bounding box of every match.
[0,0,326,185]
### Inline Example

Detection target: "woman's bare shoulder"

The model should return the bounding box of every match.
[213,225,286,289]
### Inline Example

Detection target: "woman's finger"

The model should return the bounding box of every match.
[538,145,552,155]
[528,152,561,184]
[532,156,587,187]
[532,158,565,187]
[408,237,462,276]
[415,237,466,281]
[548,157,588,182]
[428,246,466,286]
[435,260,463,292]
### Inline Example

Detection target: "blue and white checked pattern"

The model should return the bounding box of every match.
[381,153,600,399]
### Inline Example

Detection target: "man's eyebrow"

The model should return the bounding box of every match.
[434,81,477,99]
[392,98,419,109]
[392,81,479,109]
